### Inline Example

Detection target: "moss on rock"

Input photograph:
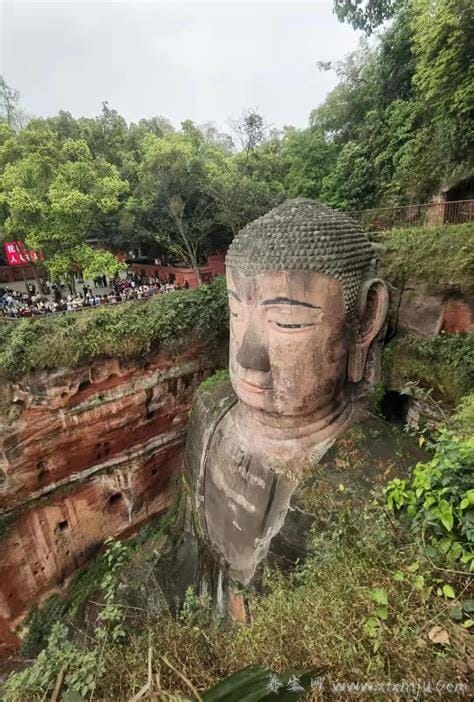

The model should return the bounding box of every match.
[383,333,474,406]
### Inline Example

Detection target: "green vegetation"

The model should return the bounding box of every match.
[319,0,473,207]
[380,223,474,289]
[5,539,130,701]
[18,504,179,662]
[199,369,230,391]
[0,278,228,379]
[451,393,474,439]
[1,1,472,276]
[5,474,470,700]
[0,127,128,285]
[384,332,474,405]
[386,430,474,574]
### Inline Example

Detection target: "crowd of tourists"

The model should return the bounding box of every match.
[0,272,189,319]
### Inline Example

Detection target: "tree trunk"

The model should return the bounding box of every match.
[29,262,43,295]
[68,271,76,295]
[194,265,203,287]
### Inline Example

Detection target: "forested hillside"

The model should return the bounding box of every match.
[1,0,472,279]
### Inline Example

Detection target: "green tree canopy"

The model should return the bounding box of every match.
[0,129,127,285]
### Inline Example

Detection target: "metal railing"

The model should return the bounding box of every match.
[0,290,173,323]
[349,199,474,231]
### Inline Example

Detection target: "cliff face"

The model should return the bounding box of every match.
[0,342,223,654]
[393,282,473,337]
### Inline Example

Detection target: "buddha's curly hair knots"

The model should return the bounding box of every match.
[226,198,375,319]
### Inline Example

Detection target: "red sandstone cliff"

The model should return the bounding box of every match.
[0,343,222,654]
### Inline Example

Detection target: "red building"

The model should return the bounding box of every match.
[130,252,226,288]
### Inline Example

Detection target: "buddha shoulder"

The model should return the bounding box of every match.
[185,375,236,488]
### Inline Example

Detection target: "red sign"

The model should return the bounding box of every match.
[4,241,43,266]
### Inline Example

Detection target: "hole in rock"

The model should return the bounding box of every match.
[78,379,91,392]
[108,492,124,512]
[56,520,69,534]
[381,391,410,425]
[36,460,48,483]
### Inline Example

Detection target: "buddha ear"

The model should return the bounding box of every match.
[348,278,389,384]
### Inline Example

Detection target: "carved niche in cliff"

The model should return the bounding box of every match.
[186,198,389,586]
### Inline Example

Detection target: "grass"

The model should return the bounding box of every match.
[0,278,228,380]
[378,222,474,290]
[198,369,230,391]
[6,485,470,701]
[451,393,474,439]
[90,489,470,701]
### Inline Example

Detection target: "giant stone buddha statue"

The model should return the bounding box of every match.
[186,198,389,589]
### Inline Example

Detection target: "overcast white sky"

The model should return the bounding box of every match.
[0,0,361,130]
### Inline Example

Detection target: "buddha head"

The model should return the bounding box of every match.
[225,198,389,420]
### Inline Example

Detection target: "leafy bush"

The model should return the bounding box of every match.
[451,393,474,439]
[18,511,173,662]
[0,278,228,380]
[20,594,68,658]
[386,430,474,572]
[5,622,104,702]
[379,223,474,290]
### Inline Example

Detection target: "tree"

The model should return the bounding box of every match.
[282,127,335,199]
[211,157,282,237]
[333,0,403,34]
[411,0,474,150]
[0,130,127,290]
[320,141,377,210]
[0,77,20,127]
[229,109,269,161]
[132,130,221,285]
[0,76,29,130]
[314,0,473,207]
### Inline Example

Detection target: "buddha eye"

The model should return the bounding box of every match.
[274,322,315,329]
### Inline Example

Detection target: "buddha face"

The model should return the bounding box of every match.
[227,267,351,417]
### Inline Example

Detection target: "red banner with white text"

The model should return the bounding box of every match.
[4,241,44,266]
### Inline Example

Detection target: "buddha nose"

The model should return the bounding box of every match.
[236,326,271,373]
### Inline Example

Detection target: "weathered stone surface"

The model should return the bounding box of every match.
[393,281,473,336]
[226,197,375,318]
[268,417,428,570]
[0,342,223,654]
[186,198,389,593]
